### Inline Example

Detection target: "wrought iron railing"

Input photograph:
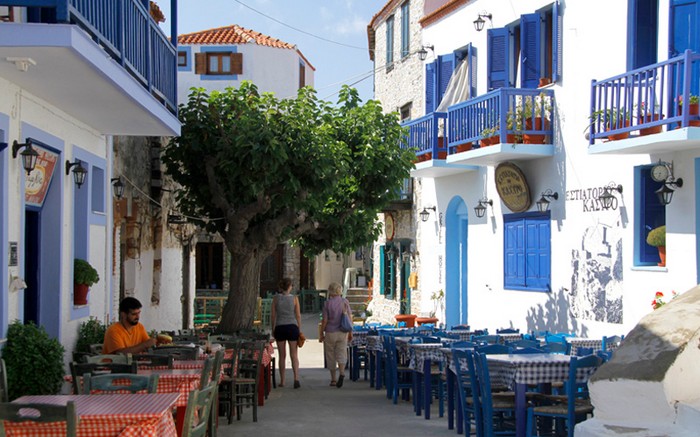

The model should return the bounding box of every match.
[3,0,177,115]
[589,49,700,145]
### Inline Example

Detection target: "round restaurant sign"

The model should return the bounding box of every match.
[495,162,531,213]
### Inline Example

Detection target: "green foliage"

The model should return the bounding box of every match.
[3,321,65,400]
[646,225,666,247]
[75,317,106,354]
[74,258,99,286]
[163,82,414,256]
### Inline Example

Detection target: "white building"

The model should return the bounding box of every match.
[368,0,699,339]
[0,2,179,352]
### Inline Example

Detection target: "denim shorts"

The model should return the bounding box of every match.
[274,324,300,342]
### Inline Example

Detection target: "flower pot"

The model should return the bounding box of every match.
[394,314,417,328]
[455,143,471,153]
[538,77,552,87]
[657,246,666,267]
[638,114,664,135]
[606,120,631,141]
[487,135,499,145]
[523,117,549,144]
[506,134,521,144]
[415,317,439,326]
[74,283,90,305]
[677,103,700,127]
[437,150,447,159]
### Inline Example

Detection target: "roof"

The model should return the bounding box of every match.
[420,0,473,28]
[366,0,401,61]
[178,24,315,70]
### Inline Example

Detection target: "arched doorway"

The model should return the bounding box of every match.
[445,196,468,327]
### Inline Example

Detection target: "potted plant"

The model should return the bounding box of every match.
[636,101,663,135]
[518,93,552,144]
[677,94,700,127]
[506,111,523,144]
[3,321,65,400]
[74,258,99,305]
[588,108,630,141]
[646,225,666,267]
[481,126,498,147]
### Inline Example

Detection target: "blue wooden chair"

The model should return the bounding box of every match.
[602,335,624,352]
[544,335,571,355]
[83,373,158,394]
[476,344,511,355]
[525,355,602,437]
[471,334,501,345]
[473,351,517,436]
[453,348,483,437]
[0,401,78,437]
[382,335,414,405]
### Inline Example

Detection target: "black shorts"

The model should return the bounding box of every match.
[274,324,300,342]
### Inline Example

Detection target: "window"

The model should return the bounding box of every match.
[400,102,412,121]
[90,166,105,214]
[634,166,665,265]
[425,45,477,113]
[386,15,395,69]
[628,0,658,69]
[379,245,396,298]
[194,51,243,76]
[401,2,410,58]
[177,51,188,67]
[504,212,551,291]
[299,63,306,89]
[487,1,561,90]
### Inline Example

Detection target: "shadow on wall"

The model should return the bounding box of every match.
[523,286,589,337]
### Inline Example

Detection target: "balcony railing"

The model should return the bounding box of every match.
[401,112,447,161]
[589,49,700,145]
[448,88,554,152]
[4,0,177,115]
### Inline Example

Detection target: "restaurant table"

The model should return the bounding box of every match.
[349,330,370,381]
[8,393,179,437]
[409,343,445,420]
[565,337,603,356]
[486,353,598,437]
[366,335,383,390]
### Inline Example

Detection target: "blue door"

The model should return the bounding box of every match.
[445,197,468,328]
[671,0,700,95]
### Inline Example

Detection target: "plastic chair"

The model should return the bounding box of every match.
[69,362,137,394]
[181,382,217,437]
[473,351,517,436]
[526,355,602,437]
[83,373,158,394]
[233,340,265,422]
[0,401,78,436]
[86,354,131,364]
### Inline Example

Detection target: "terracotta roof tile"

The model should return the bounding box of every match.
[178,24,295,49]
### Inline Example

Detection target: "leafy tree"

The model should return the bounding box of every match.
[163,82,414,332]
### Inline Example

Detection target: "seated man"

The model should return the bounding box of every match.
[103,297,157,354]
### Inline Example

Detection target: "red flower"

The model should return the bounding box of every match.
[655,291,664,298]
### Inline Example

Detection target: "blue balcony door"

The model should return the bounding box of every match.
[628,0,658,70]
[671,0,700,94]
[445,197,468,328]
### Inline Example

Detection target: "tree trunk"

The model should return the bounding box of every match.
[217,251,263,333]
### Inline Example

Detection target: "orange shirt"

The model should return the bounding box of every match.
[102,322,150,354]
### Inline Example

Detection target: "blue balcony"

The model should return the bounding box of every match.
[589,49,700,155]
[0,0,179,136]
[446,88,555,167]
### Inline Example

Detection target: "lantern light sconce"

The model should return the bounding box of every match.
[12,138,40,175]
[656,178,683,206]
[111,177,125,200]
[474,11,492,32]
[474,198,493,218]
[536,190,559,213]
[418,44,434,61]
[65,159,88,188]
[420,206,437,222]
[599,183,623,210]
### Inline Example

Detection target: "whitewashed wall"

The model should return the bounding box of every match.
[177,44,315,103]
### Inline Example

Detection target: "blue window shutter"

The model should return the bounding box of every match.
[401,2,410,57]
[379,246,386,295]
[552,0,562,82]
[437,53,456,105]
[525,218,551,290]
[521,13,543,89]
[468,44,478,98]
[504,218,525,288]
[426,61,436,113]
[386,16,394,66]
[488,27,511,90]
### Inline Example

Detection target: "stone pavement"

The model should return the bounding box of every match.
[216,313,457,437]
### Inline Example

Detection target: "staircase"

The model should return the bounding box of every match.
[346,287,370,317]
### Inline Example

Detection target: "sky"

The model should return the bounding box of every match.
[156,0,384,103]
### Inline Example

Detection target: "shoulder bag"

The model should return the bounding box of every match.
[339,301,353,333]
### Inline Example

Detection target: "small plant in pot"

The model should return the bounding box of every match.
[646,225,666,267]
[74,317,107,362]
[74,258,99,305]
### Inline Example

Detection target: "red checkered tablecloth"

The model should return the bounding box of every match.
[7,393,179,437]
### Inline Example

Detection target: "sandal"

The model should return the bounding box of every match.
[329,381,337,387]
[336,375,344,388]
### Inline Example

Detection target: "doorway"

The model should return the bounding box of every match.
[24,210,40,324]
[445,197,469,328]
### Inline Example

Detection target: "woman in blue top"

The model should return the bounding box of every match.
[320,282,353,388]
[271,278,302,388]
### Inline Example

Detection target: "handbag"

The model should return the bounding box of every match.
[339,302,353,333]
[297,332,306,348]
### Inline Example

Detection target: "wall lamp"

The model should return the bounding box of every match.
[65,159,88,188]
[599,183,623,210]
[12,138,40,175]
[474,198,493,218]
[536,190,559,213]
[474,12,492,32]
[656,178,683,206]
[418,44,434,61]
[420,206,436,222]
[111,177,125,199]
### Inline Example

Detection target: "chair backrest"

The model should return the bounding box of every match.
[210,349,226,384]
[173,334,200,343]
[475,344,511,355]
[496,328,520,334]
[89,344,104,354]
[181,382,217,437]
[83,373,159,394]
[86,354,131,364]
[69,362,137,394]
[530,329,550,339]
[237,341,265,381]
[0,359,7,403]
[602,335,623,352]
[150,346,198,360]
[260,299,273,328]
[564,355,602,419]
[473,351,502,436]
[0,401,78,436]
[133,354,174,369]
[471,334,501,345]
[198,357,214,388]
